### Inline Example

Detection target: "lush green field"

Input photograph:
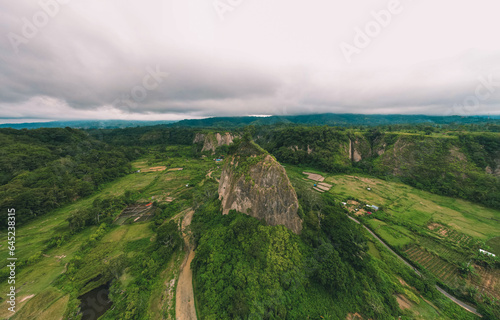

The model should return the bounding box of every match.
[0,147,218,319]
[323,174,500,241]
[285,164,500,314]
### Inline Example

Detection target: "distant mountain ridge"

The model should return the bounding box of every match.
[171,113,500,128]
[2,114,499,129]
[0,119,178,129]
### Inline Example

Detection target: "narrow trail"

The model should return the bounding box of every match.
[175,210,197,320]
[347,215,482,317]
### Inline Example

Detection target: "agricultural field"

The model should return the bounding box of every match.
[325,174,500,240]
[285,165,500,307]
[405,246,461,287]
[0,146,217,319]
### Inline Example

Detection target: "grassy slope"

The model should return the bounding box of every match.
[0,148,217,319]
[286,164,500,308]
[324,174,500,240]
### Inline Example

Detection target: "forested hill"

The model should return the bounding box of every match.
[171,114,500,128]
[84,123,500,209]
[255,127,500,210]
[0,120,177,130]
[0,128,142,226]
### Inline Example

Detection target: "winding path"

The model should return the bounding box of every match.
[347,215,482,317]
[176,210,197,320]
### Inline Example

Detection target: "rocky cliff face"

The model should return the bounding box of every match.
[193,132,235,153]
[485,154,500,177]
[349,138,371,162]
[218,142,302,234]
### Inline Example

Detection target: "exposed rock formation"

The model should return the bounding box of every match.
[349,139,370,162]
[218,141,302,234]
[193,132,235,153]
[485,156,500,177]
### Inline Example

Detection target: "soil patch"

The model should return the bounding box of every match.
[395,294,412,310]
[142,166,167,173]
[303,172,325,182]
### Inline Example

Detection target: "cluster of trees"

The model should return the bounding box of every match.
[66,192,140,233]
[371,133,500,209]
[101,220,182,320]
[254,126,500,209]
[60,218,182,320]
[0,128,142,226]
[88,127,196,146]
[190,192,423,319]
[256,126,353,173]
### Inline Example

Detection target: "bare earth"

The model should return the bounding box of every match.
[303,172,325,182]
[176,210,197,320]
[395,294,412,310]
[142,166,167,172]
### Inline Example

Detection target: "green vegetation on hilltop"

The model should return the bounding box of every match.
[0,128,143,227]
[191,188,479,319]
[286,166,500,319]
[255,126,500,210]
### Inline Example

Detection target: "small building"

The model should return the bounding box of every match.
[479,249,496,257]
[367,187,371,191]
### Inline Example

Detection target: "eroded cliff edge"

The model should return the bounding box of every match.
[218,140,302,234]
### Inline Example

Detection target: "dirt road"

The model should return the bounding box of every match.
[175,210,197,320]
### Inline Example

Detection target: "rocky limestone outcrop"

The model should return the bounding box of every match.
[218,145,302,234]
[485,155,500,177]
[193,132,235,153]
[349,138,370,162]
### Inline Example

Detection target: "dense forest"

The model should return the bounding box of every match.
[190,187,478,319]
[0,128,142,226]
[171,114,500,128]
[254,126,500,210]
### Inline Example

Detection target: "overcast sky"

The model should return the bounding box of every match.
[1,0,499,122]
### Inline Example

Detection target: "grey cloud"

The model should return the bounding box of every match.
[1,0,500,120]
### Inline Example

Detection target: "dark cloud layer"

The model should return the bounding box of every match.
[0,0,499,121]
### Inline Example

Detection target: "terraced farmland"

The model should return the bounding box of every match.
[428,223,474,246]
[418,237,471,264]
[405,246,460,287]
[471,266,500,300]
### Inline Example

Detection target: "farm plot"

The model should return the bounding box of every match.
[323,173,500,240]
[303,172,325,182]
[141,166,167,172]
[427,223,473,246]
[405,246,460,287]
[114,204,156,225]
[418,237,470,264]
[372,224,414,248]
[470,265,500,300]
